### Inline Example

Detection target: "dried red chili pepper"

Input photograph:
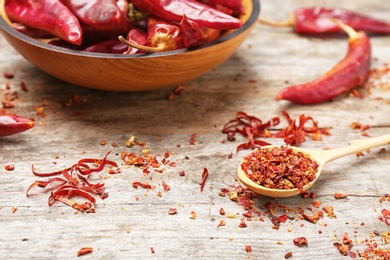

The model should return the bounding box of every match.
[179,14,220,48]
[293,237,308,246]
[276,20,371,104]
[259,7,390,34]
[4,0,83,45]
[205,0,245,14]
[61,0,123,29]
[130,0,242,30]
[83,40,128,54]
[122,27,148,54]
[0,113,35,137]
[119,16,184,52]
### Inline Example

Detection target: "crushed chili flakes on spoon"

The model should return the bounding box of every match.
[222,110,330,152]
[26,151,120,213]
[240,145,319,194]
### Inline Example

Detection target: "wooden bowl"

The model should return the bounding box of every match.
[0,0,260,91]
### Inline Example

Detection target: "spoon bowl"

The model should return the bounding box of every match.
[238,134,390,198]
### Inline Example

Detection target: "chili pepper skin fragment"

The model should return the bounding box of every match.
[4,0,83,45]
[0,113,35,137]
[130,0,242,30]
[62,0,123,29]
[276,23,371,104]
[259,7,390,34]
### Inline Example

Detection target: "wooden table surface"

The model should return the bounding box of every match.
[1,0,390,259]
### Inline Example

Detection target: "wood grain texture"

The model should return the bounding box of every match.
[1,0,390,259]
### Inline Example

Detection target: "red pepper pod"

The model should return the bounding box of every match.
[119,16,184,52]
[130,0,242,30]
[123,27,148,54]
[180,14,220,48]
[259,6,390,35]
[61,0,124,29]
[294,7,390,34]
[0,113,35,137]
[4,0,83,45]
[276,22,371,105]
[83,40,128,54]
[205,0,246,15]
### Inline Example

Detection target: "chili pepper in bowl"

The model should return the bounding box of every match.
[0,113,35,137]
[122,27,148,54]
[119,16,184,53]
[3,0,83,45]
[276,19,371,105]
[130,0,242,30]
[259,6,390,34]
[61,0,124,29]
[180,14,220,48]
[204,0,246,15]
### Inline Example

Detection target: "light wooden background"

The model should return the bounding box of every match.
[1,0,389,259]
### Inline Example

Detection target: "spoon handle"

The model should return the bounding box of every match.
[320,133,390,164]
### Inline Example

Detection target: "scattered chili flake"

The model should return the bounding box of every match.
[179,171,185,176]
[245,245,252,253]
[4,164,15,171]
[293,237,308,247]
[3,72,14,79]
[132,182,152,189]
[162,180,170,191]
[100,140,107,146]
[190,211,197,219]
[11,206,18,214]
[240,145,319,194]
[239,221,247,228]
[219,208,226,215]
[334,192,348,199]
[168,208,177,215]
[150,247,155,254]
[125,136,136,147]
[323,205,337,218]
[189,133,197,145]
[312,201,321,208]
[302,210,324,224]
[77,247,93,257]
[20,81,28,92]
[200,168,209,192]
[285,252,293,259]
[217,220,225,228]
[168,85,185,100]
[379,208,390,225]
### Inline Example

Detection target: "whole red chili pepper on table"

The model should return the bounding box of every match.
[276,19,371,104]
[130,0,242,30]
[0,113,35,137]
[259,6,390,34]
[4,0,83,45]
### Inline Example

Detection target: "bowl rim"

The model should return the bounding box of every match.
[0,0,260,59]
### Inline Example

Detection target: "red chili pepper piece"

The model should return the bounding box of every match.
[83,40,128,54]
[259,7,390,34]
[119,16,184,52]
[179,14,220,48]
[276,20,371,104]
[205,0,246,15]
[200,167,209,192]
[130,0,242,30]
[77,247,93,257]
[122,28,148,54]
[0,113,35,137]
[61,0,123,29]
[4,0,83,45]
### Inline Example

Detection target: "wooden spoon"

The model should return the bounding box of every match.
[237,134,390,198]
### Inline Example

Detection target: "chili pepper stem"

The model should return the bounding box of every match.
[330,18,358,40]
[258,15,295,28]
[118,35,167,53]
